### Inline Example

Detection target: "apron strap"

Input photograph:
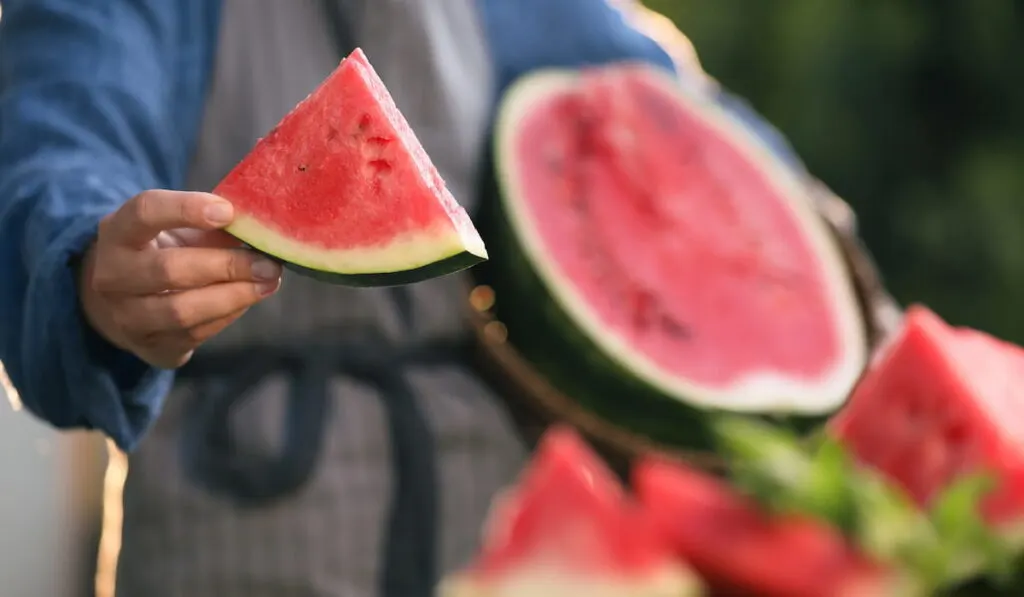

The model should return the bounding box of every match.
[179,338,455,597]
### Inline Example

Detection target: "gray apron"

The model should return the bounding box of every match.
[114,1,528,596]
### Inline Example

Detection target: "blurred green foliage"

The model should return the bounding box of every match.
[645,0,1024,341]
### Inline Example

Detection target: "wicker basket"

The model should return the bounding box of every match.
[466,182,903,472]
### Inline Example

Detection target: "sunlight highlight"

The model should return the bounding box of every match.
[95,441,128,597]
[0,361,22,411]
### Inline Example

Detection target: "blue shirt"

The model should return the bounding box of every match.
[0,0,800,451]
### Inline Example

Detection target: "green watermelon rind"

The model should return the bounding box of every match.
[485,201,719,448]
[228,213,488,288]
[488,65,868,446]
[278,251,485,287]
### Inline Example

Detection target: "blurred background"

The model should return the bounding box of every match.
[0,366,109,597]
[647,0,1024,341]
[1,1,1022,595]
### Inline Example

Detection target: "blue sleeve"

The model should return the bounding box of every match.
[481,0,677,97]
[482,0,810,176]
[0,0,221,451]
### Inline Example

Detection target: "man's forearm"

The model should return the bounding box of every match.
[0,0,219,449]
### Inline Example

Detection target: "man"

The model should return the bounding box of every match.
[0,0,685,595]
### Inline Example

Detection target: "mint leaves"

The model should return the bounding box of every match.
[711,417,1021,595]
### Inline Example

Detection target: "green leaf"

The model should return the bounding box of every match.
[711,416,1024,592]
[928,473,1016,588]
[712,416,814,512]
[713,416,809,478]
[848,472,947,591]
[801,437,858,530]
[713,417,857,525]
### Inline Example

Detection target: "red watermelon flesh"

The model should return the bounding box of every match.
[830,305,1024,525]
[496,64,866,414]
[439,426,702,597]
[214,48,487,286]
[632,458,900,597]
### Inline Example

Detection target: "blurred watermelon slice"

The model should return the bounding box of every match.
[830,305,1024,526]
[439,427,701,597]
[632,457,907,597]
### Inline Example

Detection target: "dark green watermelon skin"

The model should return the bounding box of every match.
[478,195,707,450]
[244,243,485,288]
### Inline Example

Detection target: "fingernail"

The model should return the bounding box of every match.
[256,279,280,296]
[251,258,282,281]
[204,201,234,225]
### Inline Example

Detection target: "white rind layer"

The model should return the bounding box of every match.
[439,563,703,597]
[227,212,488,275]
[494,66,868,416]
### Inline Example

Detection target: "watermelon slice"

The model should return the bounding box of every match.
[632,457,908,597]
[484,62,867,446]
[213,48,487,287]
[439,426,702,597]
[830,305,1024,526]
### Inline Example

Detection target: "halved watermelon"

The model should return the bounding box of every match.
[632,457,909,597]
[484,62,867,447]
[213,48,487,287]
[439,426,702,597]
[830,305,1024,526]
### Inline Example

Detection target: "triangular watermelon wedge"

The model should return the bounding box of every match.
[830,305,1024,526]
[213,48,488,287]
[440,426,702,597]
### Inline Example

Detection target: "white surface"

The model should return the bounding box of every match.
[0,378,105,597]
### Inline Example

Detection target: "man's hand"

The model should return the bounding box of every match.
[79,190,282,369]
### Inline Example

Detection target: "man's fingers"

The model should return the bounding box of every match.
[161,227,245,249]
[113,248,281,294]
[90,248,281,295]
[128,307,250,370]
[105,191,235,248]
[182,307,250,345]
[130,278,280,334]
[138,306,249,367]
[137,347,196,371]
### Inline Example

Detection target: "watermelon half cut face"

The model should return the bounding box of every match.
[439,427,702,597]
[492,64,867,418]
[213,48,487,287]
